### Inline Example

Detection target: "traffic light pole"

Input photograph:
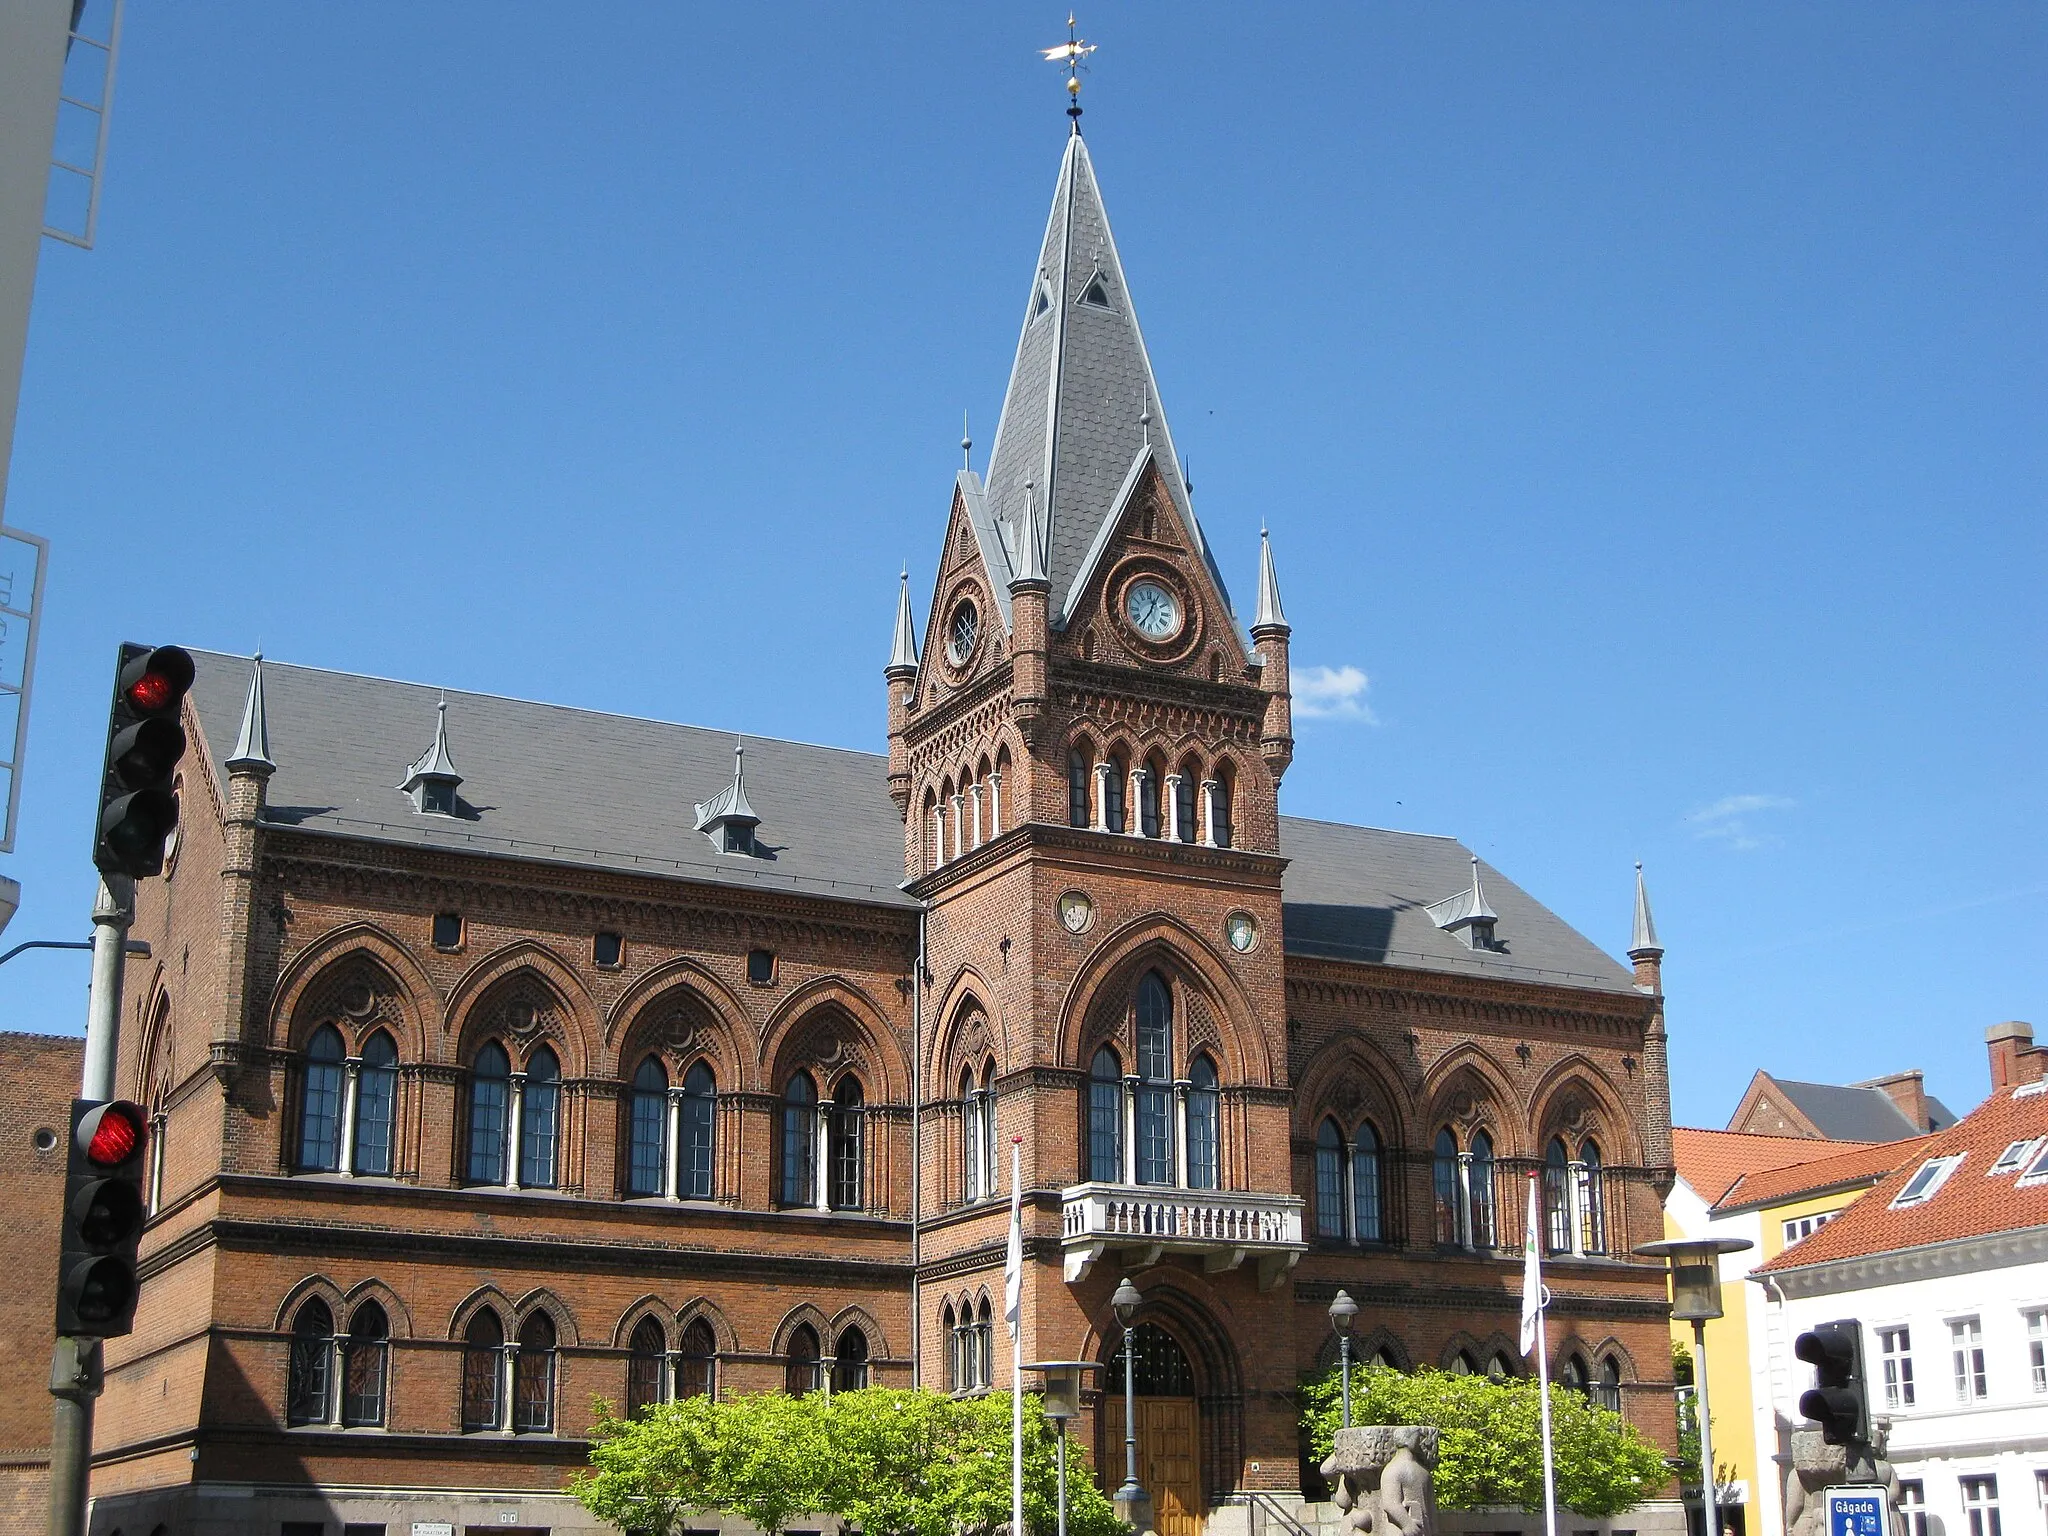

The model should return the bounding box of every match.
[48,874,132,1536]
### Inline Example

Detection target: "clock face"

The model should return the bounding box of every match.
[1125,581,1180,640]
[947,600,979,665]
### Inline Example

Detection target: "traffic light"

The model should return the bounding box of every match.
[54,1099,149,1337]
[1796,1318,1870,1447]
[93,643,194,877]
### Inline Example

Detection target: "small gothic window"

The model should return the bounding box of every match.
[1469,1128,1497,1249]
[1068,747,1092,828]
[286,1299,333,1426]
[748,949,776,986]
[1088,1047,1123,1183]
[520,1047,561,1189]
[627,1316,666,1417]
[828,1076,865,1211]
[297,1026,345,1173]
[354,1031,398,1177]
[432,913,463,950]
[1134,973,1173,1185]
[722,822,756,857]
[786,1323,821,1397]
[1186,1055,1219,1190]
[1104,756,1128,834]
[1081,275,1111,308]
[514,1312,556,1432]
[341,1303,389,1427]
[421,781,456,816]
[832,1326,870,1392]
[461,1310,503,1432]
[467,1042,511,1184]
[1033,278,1053,319]
[593,931,624,967]
[1352,1121,1384,1243]
[1315,1118,1345,1239]
[626,1057,668,1198]
[677,1317,717,1400]
[942,1303,960,1391]
[782,1072,818,1206]
[680,1060,717,1201]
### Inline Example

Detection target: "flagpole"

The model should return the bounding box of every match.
[1009,1136,1025,1536]
[1524,1173,1559,1536]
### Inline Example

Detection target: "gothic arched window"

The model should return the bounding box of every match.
[520,1047,561,1189]
[961,1067,983,1202]
[1212,765,1235,849]
[781,1072,818,1207]
[1578,1139,1606,1255]
[677,1317,717,1400]
[980,1062,999,1197]
[354,1030,398,1176]
[1543,1137,1572,1255]
[942,1302,960,1391]
[514,1312,556,1432]
[627,1057,668,1198]
[1432,1127,1463,1246]
[828,1077,865,1211]
[467,1042,511,1185]
[1088,1047,1123,1183]
[626,1316,666,1417]
[1134,972,1173,1185]
[833,1327,870,1392]
[298,1026,345,1173]
[1469,1129,1497,1249]
[1186,1054,1219,1189]
[1595,1354,1622,1412]
[341,1302,389,1427]
[1068,747,1091,829]
[681,1061,716,1200]
[461,1309,503,1432]
[1139,755,1163,839]
[1352,1120,1384,1243]
[1561,1352,1590,1399]
[1104,754,1128,834]
[1174,762,1198,842]
[1315,1118,1345,1239]
[974,1298,994,1389]
[286,1298,333,1426]
[785,1323,821,1397]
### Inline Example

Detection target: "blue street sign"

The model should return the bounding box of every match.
[1825,1486,1890,1536]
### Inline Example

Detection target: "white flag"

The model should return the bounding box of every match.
[1520,1172,1544,1356]
[1004,1138,1023,1329]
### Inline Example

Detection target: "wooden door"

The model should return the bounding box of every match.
[1103,1396,1204,1536]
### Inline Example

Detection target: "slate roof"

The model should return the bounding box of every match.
[1670,1128,1871,1207]
[977,132,1233,632]
[1767,1078,1938,1142]
[187,652,1640,994]
[1714,1135,1928,1214]
[1756,1082,2048,1273]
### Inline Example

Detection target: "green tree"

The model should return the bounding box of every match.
[571,1388,1125,1536]
[1300,1365,1671,1519]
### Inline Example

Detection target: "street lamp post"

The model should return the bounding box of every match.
[1329,1289,1358,1429]
[1635,1237,1753,1536]
[1110,1278,1151,1533]
[1026,1360,1103,1536]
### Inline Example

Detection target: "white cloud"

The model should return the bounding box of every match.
[1294,664,1376,722]
[1686,793,1795,851]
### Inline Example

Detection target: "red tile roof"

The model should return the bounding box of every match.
[1715,1135,1930,1212]
[1757,1082,2048,1273]
[1672,1127,1874,1206]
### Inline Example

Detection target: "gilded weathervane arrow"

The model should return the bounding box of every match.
[1042,13,1096,127]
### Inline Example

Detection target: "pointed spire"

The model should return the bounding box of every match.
[1467,856,1498,923]
[1630,861,1663,959]
[226,652,275,774]
[961,410,972,472]
[694,739,763,855]
[1011,481,1047,588]
[980,133,1231,627]
[1424,854,1499,949]
[887,569,921,676]
[1253,526,1289,632]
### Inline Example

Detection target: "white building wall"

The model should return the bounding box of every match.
[1763,1252,2048,1536]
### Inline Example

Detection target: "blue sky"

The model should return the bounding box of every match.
[5,5,2042,1129]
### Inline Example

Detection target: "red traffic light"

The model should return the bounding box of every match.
[118,647,194,717]
[78,1101,145,1167]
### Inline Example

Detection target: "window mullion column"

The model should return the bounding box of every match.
[1092,763,1113,832]
[1341,1138,1358,1244]
[665,1089,684,1201]
[327,1329,345,1427]
[1200,780,1220,846]
[988,770,1002,837]
[338,1058,362,1177]
[1173,1081,1190,1186]
[814,1104,830,1209]
[505,1073,526,1190]
[1457,1152,1474,1249]
[1121,1075,1138,1184]
[500,1343,518,1433]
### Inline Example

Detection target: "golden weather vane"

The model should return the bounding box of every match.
[1041,13,1097,126]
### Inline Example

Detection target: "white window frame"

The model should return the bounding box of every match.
[1989,1138,2043,1176]
[1960,1474,2001,1536]
[1878,1324,1916,1409]
[2019,1142,2048,1190]
[2027,1308,2048,1395]
[1783,1211,1839,1247]
[1898,1480,1928,1536]
[1893,1154,1967,1208]
[1951,1316,1988,1403]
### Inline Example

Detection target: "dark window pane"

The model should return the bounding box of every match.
[593,931,623,967]
[1469,1130,1497,1249]
[1432,1128,1462,1246]
[1107,1322,1194,1396]
[747,949,775,985]
[627,1056,667,1197]
[1088,1049,1122,1183]
[462,1311,503,1431]
[681,1062,716,1200]
[1068,752,1090,827]
[341,1305,388,1427]
[353,1033,397,1176]
[677,1318,716,1400]
[298,1025,345,1173]
[627,1317,666,1417]
[1139,769,1160,838]
[1315,1120,1344,1238]
[1352,1123,1383,1242]
[782,1074,816,1206]
[521,1050,560,1188]
[786,1325,819,1397]
[514,1313,555,1432]
[1186,1057,1219,1190]
[829,1078,864,1210]
[432,912,462,949]
[286,1300,333,1425]
[1175,773,1196,842]
[1104,759,1126,834]
[467,1045,510,1184]
[832,1327,869,1393]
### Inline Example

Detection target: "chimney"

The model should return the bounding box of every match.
[1859,1070,1929,1131]
[1988,1022,2045,1092]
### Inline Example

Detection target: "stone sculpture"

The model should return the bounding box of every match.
[1322,1425,1439,1536]
[1783,1423,1896,1536]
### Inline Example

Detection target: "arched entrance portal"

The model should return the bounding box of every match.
[1102,1323,1203,1536]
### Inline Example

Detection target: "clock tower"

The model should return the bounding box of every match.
[886,121,1308,1506]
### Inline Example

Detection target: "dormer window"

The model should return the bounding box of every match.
[421,781,456,816]
[1467,919,1496,952]
[397,699,465,817]
[694,742,764,859]
[1891,1153,1966,1208]
[1426,856,1501,954]
[1080,273,1112,308]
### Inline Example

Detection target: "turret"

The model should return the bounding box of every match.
[1250,528,1293,780]
[1007,488,1050,745]
[885,572,920,815]
[1629,862,1675,1192]
[214,654,275,1083]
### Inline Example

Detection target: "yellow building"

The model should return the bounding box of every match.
[1663,1130,1922,1536]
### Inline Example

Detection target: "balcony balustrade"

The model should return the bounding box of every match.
[1060,1181,1306,1288]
